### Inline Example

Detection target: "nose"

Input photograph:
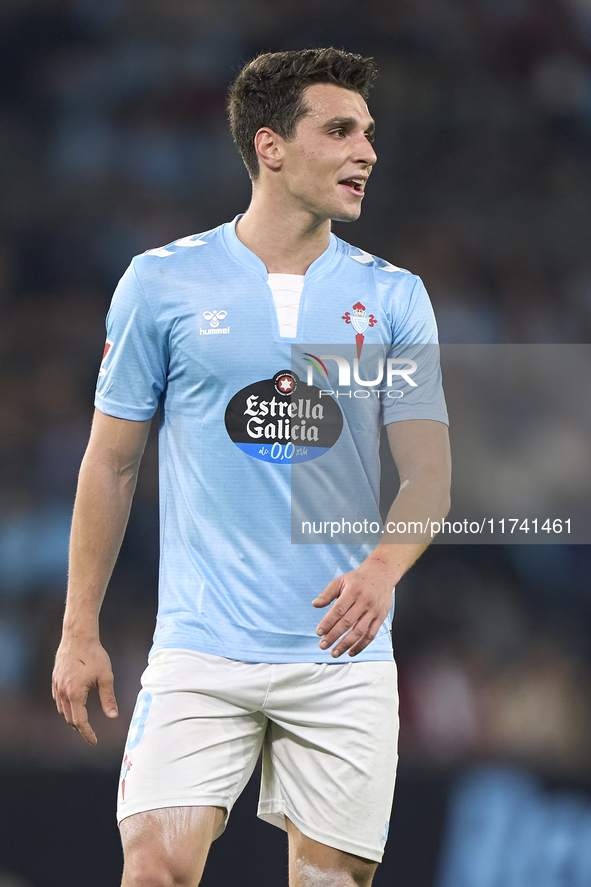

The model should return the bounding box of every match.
[354,132,377,167]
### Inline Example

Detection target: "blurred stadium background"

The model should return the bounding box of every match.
[1,0,591,884]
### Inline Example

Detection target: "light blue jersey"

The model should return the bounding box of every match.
[95,217,448,663]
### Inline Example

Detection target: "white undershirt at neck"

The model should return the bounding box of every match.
[267,273,305,338]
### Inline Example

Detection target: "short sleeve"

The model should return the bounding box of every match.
[381,276,449,426]
[95,260,168,420]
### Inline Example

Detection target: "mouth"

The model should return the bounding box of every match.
[339,177,367,197]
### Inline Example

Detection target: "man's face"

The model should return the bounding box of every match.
[277,82,377,223]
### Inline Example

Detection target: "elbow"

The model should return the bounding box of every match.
[430,472,451,521]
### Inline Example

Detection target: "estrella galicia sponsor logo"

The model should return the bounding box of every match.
[200,309,229,335]
[274,370,297,396]
[224,370,343,463]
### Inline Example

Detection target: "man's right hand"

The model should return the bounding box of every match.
[51,411,150,746]
[52,637,118,746]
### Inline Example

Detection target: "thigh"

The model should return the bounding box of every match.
[121,806,225,887]
[286,819,377,887]
[258,660,398,864]
[118,649,269,835]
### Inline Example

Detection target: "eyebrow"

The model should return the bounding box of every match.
[323,116,376,134]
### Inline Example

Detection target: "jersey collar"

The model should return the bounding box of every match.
[221,215,339,282]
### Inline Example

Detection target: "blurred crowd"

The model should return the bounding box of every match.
[396,545,591,773]
[1,0,591,771]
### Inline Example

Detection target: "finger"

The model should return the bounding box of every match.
[52,678,60,710]
[331,615,375,658]
[54,690,66,717]
[53,681,66,714]
[312,577,342,609]
[54,683,73,720]
[59,695,73,725]
[99,676,119,719]
[317,584,375,639]
[70,700,97,746]
[318,603,362,650]
[345,618,381,658]
[316,599,354,642]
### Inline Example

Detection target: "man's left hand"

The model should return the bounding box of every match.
[312,559,394,658]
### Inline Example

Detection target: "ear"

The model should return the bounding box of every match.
[254,127,284,173]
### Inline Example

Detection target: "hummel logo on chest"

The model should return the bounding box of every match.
[200,310,230,335]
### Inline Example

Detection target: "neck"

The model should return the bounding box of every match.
[236,189,331,275]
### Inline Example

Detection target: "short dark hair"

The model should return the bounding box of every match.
[227,48,378,180]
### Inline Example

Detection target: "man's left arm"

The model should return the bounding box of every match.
[313,419,451,657]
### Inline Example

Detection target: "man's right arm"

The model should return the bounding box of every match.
[52,408,153,746]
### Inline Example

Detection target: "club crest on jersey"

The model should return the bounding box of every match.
[342,302,377,359]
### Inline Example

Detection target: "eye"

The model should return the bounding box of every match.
[365,131,375,143]
[329,128,347,138]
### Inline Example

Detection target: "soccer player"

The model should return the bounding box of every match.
[52,48,451,887]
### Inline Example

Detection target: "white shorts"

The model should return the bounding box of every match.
[117,649,399,862]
